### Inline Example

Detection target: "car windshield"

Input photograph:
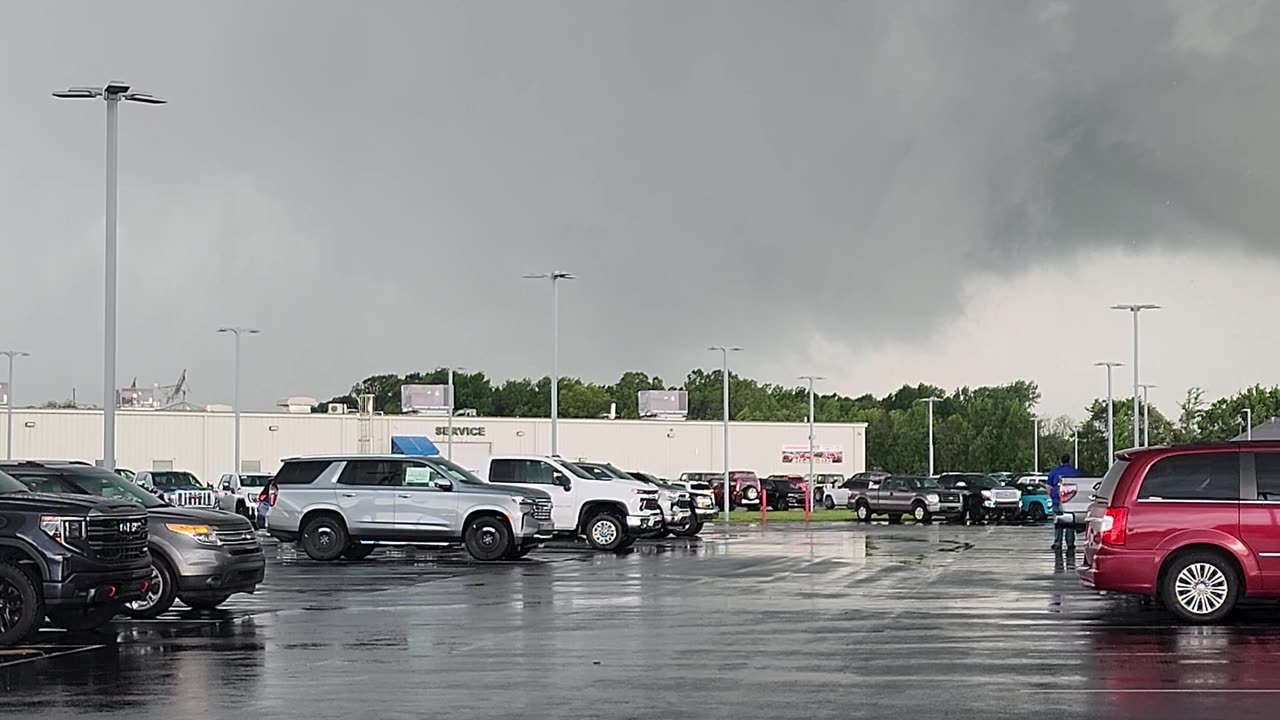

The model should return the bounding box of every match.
[0,471,28,494]
[424,457,485,485]
[149,471,203,490]
[911,478,942,490]
[239,474,272,487]
[60,468,168,508]
[557,461,596,480]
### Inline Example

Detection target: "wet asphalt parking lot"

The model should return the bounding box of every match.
[4,521,1280,719]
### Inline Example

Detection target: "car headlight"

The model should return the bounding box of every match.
[981,489,992,498]
[166,523,221,545]
[632,488,655,496]
[39,515,85,547]
[925,494,939,504]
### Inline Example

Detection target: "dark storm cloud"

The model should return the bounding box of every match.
[0,0,1273,407]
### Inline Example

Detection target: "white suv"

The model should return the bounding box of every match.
[478,455,663,551]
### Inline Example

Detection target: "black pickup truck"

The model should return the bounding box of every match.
[0,470,151,646]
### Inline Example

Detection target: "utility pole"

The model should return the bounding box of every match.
[1112,304,1160,453]
[799,375,825,520]
[0,351,30,460]
[523,272,574,456]
[1094,362,1123,465]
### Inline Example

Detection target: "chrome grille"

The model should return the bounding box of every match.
[675,495,691,509]
[214,528,259,546]
[532,499,552,521]
[640,497,660,512]
[84,515,149,562]
[166,489,218,508]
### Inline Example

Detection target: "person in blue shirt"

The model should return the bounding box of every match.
[1046,454,1083,551]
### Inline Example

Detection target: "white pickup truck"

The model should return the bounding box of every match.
[1054,477,1104,530]
[477,455,663,551]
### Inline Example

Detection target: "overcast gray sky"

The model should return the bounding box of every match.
[1,0,1277,418]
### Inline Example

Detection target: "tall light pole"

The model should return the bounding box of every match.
[446,366,466,460]
[523,272,574,456]
[217,327,259,475]
[1242,408,1254,440]
[1139,383,1157,447]
[916,397,942,476]
[1032,416,1041,473]
[0,351,30,461]
[1073,429,1080,467]
[1112,304,1160,453]
[709,346,742,524]
[54,82,166,471]
[799,375,825,518]
[1094,361,1124,465]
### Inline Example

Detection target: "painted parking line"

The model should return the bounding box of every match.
[0,644,105,668]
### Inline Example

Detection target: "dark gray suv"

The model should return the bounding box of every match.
[2,462,265,618]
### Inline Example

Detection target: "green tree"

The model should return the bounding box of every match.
[1199,386,1280,440]
[606,371,666,419]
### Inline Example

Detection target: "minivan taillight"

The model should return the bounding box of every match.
[1101,507,1128,546]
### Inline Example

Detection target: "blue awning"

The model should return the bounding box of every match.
[391,436,440,456]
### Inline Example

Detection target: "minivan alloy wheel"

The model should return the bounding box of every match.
[1174,563,1229,616]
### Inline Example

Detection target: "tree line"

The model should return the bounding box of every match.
[322,370,1278,476]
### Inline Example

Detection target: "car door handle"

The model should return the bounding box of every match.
[397,493,412,499]
[340,492,357,498]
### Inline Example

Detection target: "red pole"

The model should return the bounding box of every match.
[761,487,767,523]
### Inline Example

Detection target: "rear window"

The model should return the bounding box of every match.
[1137,452,1239,501]
[1256,453,1280,501]
[274,460,331,485]
[1094,459,1130,502]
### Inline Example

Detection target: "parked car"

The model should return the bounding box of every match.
[1077,442,1280,623]
[823,471,889,510]
[849,475,964,523]
[709,471,761,510]
[478,455,661,552]
[2,461,265,619]
[216,472,275,519]
[114,468,136,483]
[0,467,151,646]
[761,475,807,511]
[577,462,694,536]
[807,473,846,505]
[268,455,555,562]
[1008,474,1052,521]
[937,473,1021,522]
[636,471,717,530]
[135,470,219,509]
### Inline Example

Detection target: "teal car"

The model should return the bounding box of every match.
[1009,475,1052,522]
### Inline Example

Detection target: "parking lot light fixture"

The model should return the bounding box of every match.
[1094,362,1124,464]
[0,351,30,460]
[708,346,742,524]
[1111,304,1160,450]
[799,375,825,519]
[1032,416,1041,473]
[916,397,942,476]
[217,327,260,475]
[1139,383,1157,447]
[1242,408,1254,440]
[54,81,166,471]
[524,272,574,456]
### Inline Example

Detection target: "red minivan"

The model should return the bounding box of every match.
[1080,441,1280,623]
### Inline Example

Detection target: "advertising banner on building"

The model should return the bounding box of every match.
[781,445,844,464]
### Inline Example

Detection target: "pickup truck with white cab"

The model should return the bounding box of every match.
[479,455,663,551]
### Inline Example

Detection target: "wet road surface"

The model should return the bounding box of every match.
[5,521,1280,719]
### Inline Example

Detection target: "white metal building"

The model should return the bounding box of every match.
[1,408,867,483]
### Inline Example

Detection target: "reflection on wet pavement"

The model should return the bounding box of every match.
[5,522,1280,719]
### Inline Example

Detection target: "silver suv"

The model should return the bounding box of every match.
[266,455,554,562]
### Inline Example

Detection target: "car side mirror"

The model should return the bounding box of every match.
[553,472,572,490]
[430,478,453,491]
[220,481,232,492]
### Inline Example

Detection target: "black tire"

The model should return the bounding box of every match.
[1029,503,1047,523]
[464,516,514,561]
[854,502,872,523]
[911,502,932,524]
[505,545,534,560]
[122,556,177,620]
[47,603,121,632]
[771,494,789,512]
[181,593,233,611]
[823,495,836,511]
[235,501,250,520]
[584,512,627,551]
[672,517,703,538]
[341,543,377,561]
[1159,551,1240,624]
[0,563,42,647]
[301,514,349,561]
